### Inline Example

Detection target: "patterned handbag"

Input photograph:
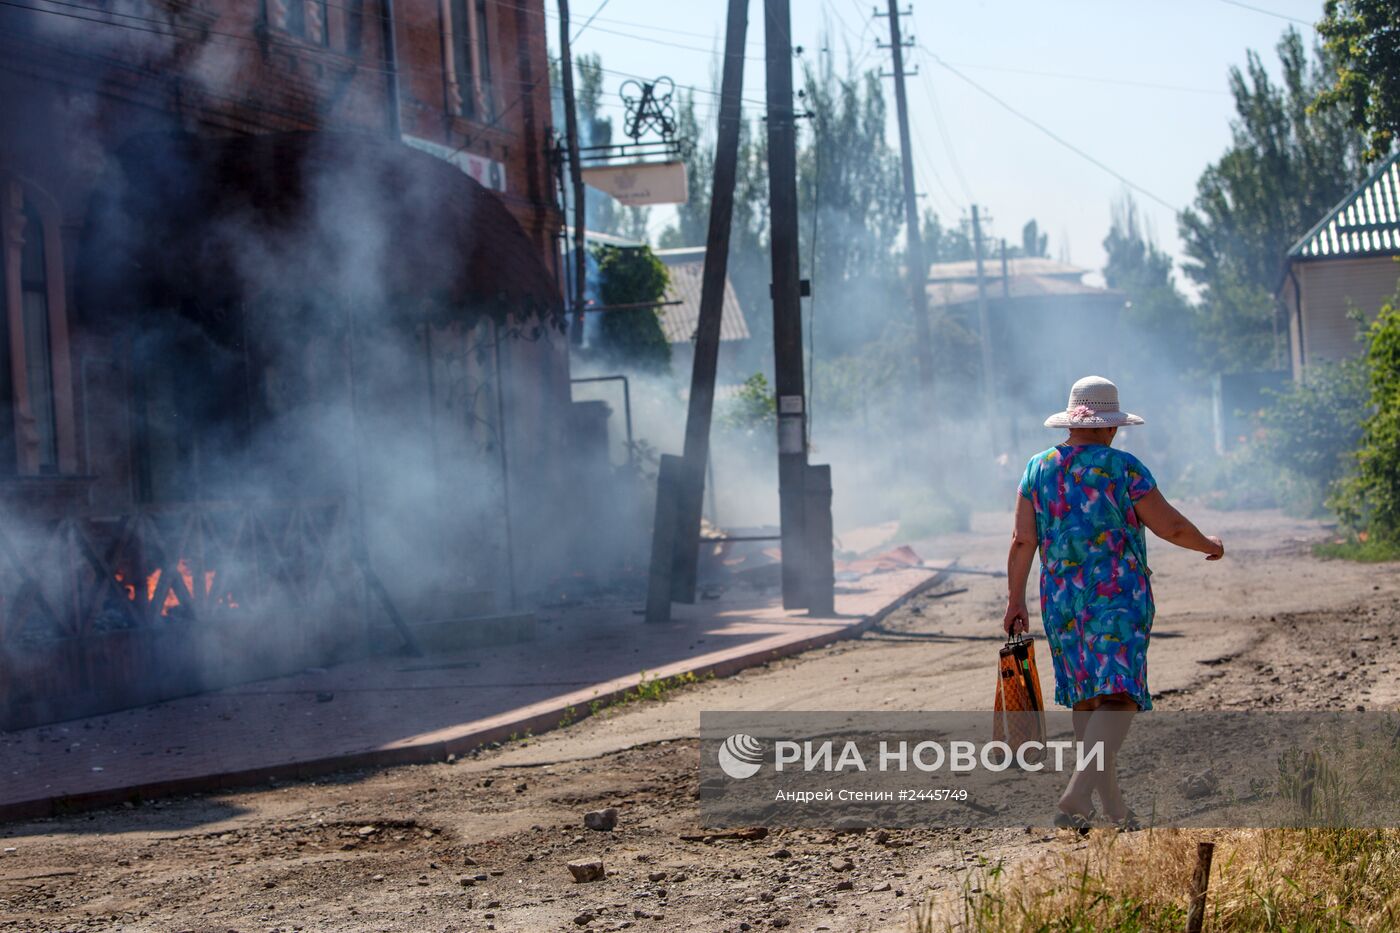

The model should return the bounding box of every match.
[994,632,1047,761]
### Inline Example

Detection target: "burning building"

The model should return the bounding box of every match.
[0,0,576,728]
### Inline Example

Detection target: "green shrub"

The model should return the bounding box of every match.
[593,244,671,373]
[1256,358,1369,515]
[1332,293,1400,544]
[719,372,777,431]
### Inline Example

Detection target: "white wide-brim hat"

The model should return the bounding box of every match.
[1044,375,1144,428]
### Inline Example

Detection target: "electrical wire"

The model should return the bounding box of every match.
[1214,0,1314,26]
[941,60,1229,97]
[570,0,610,42]
[920,44,1178,212]
[916,67,974,204]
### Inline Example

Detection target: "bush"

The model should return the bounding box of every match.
[719,372,776,431]
[1332,293,1400,544]
[593,244,671,373]
[1256,358,1369,515]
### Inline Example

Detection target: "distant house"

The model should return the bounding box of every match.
[653,246,752,376]
[926,256,1124,447]
[1282,153,1400,379]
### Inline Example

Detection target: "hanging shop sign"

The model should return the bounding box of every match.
[401,135,507,193]
[582,160,688,206]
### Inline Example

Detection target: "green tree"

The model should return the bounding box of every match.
[656,89,714,250]
[593,244,671,373]
[718,372,777,430]
[1333,290,1400,542]
[576,54,651,241]
[1020,219,1048,258]
[1259,359,1369,515]
[1179,29,1364,373]
[1316,0,1400,162]
[1103,195,1194,365]
[661,47,907,368]
[797,48,905,355]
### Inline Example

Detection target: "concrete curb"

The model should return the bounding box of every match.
[2,570,945,823]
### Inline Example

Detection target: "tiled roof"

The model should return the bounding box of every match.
[926,256,1088,282]
[926,273,1122,309]
[653,247,751,344]
[1290,153,1400,260]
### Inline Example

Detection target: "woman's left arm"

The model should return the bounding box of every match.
[1003,495,1038,636]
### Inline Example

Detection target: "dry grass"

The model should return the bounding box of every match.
[914,827,1400,932]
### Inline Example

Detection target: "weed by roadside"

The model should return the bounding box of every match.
[1313,535,1400,563]
[915,827,1400,932]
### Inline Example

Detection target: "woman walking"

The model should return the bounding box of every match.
[1003,376,1224,830]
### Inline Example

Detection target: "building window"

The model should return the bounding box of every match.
[0,177,73,476]
[265,0,327,45]
[447,0,494,120]
[19,201,57,472]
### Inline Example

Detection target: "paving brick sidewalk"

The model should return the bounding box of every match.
[0,568,934,820]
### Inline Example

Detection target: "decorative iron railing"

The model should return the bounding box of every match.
[0,499,358,646]
[0,499,362,728]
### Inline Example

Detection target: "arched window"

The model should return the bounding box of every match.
[0,177,74,476]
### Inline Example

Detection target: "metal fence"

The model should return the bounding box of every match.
[0,499,363,730]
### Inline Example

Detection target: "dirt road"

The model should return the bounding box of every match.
[3,507,1397,932]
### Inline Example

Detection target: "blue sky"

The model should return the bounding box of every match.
[547,0,1326,282]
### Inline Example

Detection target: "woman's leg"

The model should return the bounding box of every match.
[1081,693,1137,821]
[1058,692,1138,821]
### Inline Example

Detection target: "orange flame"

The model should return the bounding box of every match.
[115,559,239,615]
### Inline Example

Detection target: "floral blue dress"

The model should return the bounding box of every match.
[1018,444,1158,710]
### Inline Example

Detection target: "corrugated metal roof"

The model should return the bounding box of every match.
[654,247,751,344]
[1290,153,1400,260]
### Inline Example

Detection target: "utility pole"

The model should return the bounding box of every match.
[558,0,588,344]
[766,0,831,614]
[971,205,996,447]
[880,1,934,396]
[645,0,750,620]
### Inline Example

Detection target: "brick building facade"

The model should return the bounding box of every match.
[0,0,573,727]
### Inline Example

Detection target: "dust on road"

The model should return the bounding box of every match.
[3,507,1397,932]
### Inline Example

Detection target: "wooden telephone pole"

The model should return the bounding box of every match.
[645,0,834,620]
[645,0,750,621]
[558,0,588,344]
[880,1,935,395]
[971,205,996,444]
[766,0,832,613]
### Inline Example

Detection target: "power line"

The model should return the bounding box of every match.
[920,45,1178,212]
[915,69,974,204]
[1213,0,1314,26]
[578,21,765,62]
[941,60,1229,97]
[570,0,610,42]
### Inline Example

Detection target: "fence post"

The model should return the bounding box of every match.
[1186,840,1215,933]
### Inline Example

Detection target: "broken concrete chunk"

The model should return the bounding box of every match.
[584,808,619,832]
[568,859,606,883]
[1179,768,1219,800]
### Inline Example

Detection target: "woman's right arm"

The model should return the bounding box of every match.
[1133,489,1224,560]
